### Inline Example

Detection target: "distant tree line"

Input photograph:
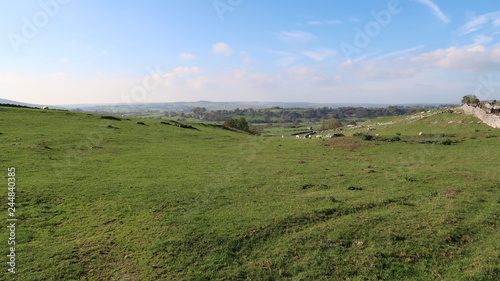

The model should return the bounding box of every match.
[176,105,439,123]
[0,103,40,109]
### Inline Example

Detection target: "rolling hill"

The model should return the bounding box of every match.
[0,105,498,280]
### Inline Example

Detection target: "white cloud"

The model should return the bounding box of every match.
[179,53,196,60]
[307,21,322,25]
[160,67,203,87]
[458,11,500,35]
[212,42,233,56]
[413,0,450,23]
[341,45,500,80]
[411,45,500,72]
[0,64,480,105]
[302,47,337,61]
[240,52,251,66]
[278,31,316,44]
[341,59,420,80]
[349,17,360,23]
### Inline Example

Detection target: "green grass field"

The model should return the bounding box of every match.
[1,106,499,280]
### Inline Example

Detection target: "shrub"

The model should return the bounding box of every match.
[321,118,342,130]
[223,117,250,133]
[353,133,374,141]
[390,136,401,142]
[354,133,400,142]
[441,138,452,145]
[100,115,121,121]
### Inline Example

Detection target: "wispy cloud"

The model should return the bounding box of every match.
[212,42,233,56]
[341,45,500,80]
[270,50,301,66]
[468,34,493,47]
[303,47,337,61]
[278,31,316,44]
[458,11,500,35]
[179,53,196,60]
[413,0,450,23]
[375,45,425,60]
[287,66,342,84]
[297,20,342,26]
[307,21,322,25]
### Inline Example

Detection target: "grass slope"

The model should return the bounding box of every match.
[1,106,499,280]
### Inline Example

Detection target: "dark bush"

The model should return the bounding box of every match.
[101,115,121,121]
[441,138,452,145]
[390,136,401,142]
[353,133,374,141]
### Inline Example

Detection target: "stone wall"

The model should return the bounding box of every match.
[461,104,500,129]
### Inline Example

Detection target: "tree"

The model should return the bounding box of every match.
[462,94,480,105]
[321,118,342,130]
[192,107,206,119]
[223,116,250,132]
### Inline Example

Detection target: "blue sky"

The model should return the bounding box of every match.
[1,0,500,105]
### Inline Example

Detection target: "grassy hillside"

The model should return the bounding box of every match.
[1,106,499,280]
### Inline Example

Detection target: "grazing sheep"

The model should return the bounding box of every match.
[42,106,49,110]
[419,132,423,136]
[296,135,301,139]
